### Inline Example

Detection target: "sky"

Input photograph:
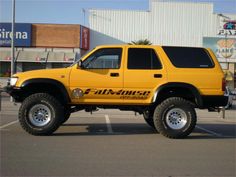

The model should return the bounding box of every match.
[0,0,235,26]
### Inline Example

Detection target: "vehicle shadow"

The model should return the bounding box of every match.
[54,123,236,139]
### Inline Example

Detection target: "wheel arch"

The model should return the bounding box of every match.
[20,78,70,104]
[153,82,203,107]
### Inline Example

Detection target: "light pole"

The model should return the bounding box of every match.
[11,0,16,76]
[82,8,86,26]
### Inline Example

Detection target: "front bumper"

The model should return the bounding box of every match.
[3,85,23,102]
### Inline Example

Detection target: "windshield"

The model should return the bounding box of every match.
[70,48,93,67]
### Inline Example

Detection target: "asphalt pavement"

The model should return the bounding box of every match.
[0,96,236,177]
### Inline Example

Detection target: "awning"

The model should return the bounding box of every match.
[0,50,19,62]
[17,51,48,62]
[47,52,75,63]
[47,52,64,62]
[64,52,76,62]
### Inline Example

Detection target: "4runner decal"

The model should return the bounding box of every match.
[84,88,151,99]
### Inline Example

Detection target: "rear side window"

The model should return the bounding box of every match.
[163,47,214,68]
[128,48,162,69]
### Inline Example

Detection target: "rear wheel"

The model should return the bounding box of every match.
[153,97,196,139]
[19,93,64,135]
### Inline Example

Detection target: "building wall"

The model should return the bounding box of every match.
[89,1,236,48]
[88,0,236,88]
[32,24,81,48]
[0,23,90,85]
[149,1,216,46]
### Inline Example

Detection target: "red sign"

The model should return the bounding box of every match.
[5,56,11,61]
[80,26,90,50]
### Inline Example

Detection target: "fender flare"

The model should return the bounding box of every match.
[153,82,203,107]
[21,78,70,103]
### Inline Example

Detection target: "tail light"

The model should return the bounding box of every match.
[222,78,226,92]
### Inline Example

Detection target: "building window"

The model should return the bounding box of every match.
[0,62,11,77]
[128,48,162,70]
[51,63,71,68]
[22,62,46,72]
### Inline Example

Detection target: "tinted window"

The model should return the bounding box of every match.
[83,48,122,69]
[128,48,162,69]
[163,47,214,68]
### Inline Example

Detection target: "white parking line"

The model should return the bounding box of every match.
[105,114,113,134]
[196,125,222,137]
[0,120,19,130]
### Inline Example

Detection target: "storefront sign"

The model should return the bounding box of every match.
[203,37,236,63]
[218,18,236,36]
[0,23,31,47]
[80,26,90,50]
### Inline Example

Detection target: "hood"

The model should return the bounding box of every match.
[13,67,72,87]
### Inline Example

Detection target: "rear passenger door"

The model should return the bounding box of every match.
[123,46,167,104]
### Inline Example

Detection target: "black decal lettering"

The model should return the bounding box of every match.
[116,90,123,95]
[108,89,116,95]
[122,90,133,95]
[95,90,103,94]
[84,89,91,94]
[143,91,151,96]
[102,89,107,95]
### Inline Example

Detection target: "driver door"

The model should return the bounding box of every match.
[69,47,124,104]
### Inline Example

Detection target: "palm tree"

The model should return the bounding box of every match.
[128,39,152,45]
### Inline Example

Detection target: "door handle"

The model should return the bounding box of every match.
[154,74,162,78]
[110,73,119,77]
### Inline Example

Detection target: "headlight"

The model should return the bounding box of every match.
[9,77,18,86]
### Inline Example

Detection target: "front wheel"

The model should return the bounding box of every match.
[19,93,64,135]
[61,109,71,124]
[153,97,196,139]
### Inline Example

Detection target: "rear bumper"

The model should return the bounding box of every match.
[201,95,228,108]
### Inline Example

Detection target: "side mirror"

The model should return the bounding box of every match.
[77,60,84,69]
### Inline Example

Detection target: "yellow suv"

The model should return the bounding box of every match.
[4,45,228,138]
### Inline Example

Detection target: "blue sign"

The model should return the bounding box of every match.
[0,23,31,47]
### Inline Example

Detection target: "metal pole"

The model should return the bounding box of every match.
[82,8,85,26]
[10,0,15,103]
[11,0,16,76]
[221,107,225,119]
[0,90,2,111]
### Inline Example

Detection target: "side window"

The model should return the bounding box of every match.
[162,47,214,68]
[128,48,162,69]
[82,48,122,69]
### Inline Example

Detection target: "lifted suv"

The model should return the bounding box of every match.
[4,45,227,138]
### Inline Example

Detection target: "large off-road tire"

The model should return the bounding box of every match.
[143,109,155,129]
[153,97,196,139]
[61,109,71,124]
[19,93,64,135]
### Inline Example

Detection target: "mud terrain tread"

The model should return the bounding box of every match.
[154,97,196,139]
[19,93,64,135]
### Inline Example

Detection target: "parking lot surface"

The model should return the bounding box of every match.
[1,97,236,177]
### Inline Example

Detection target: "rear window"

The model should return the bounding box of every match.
[163,46,214,68]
